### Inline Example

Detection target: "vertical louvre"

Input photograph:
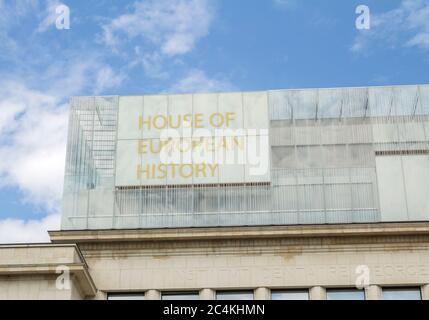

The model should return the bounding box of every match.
[62,85,429,230]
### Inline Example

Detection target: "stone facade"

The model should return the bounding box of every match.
[1,222,429,300]
[0,244,96,300]
[0,275,82,300]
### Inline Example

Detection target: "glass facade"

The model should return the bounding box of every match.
[105,287,427,300]
[271,290,309,300]
[216,291,254,300]
[383,288,422,300]
[327,289,365,300]
[161,292,200,300]
[62,85,429,230]
[107,293,145,300]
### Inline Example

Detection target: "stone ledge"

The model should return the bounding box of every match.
[0,263,96,297]
[49,222,429,244]
[0,245,96,297]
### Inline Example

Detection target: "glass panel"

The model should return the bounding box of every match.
[161,292,200,300]
[342,87,367,118]
[368,87,393,117]
[269,90,292,120]
[318,89,342,119]
[62,86,429,230]
[289,90,318,120]
[392,86,418,117]
[216,291,254,300]
[327,289,365,300]
[271,290,309,300]
[108,293,145,300]
[383,288,421,300]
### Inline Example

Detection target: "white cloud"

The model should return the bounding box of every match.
[0,2,127,244]
[130,49,170,80]
[46,58,124,97]
[0,213,60,244]
[102,0,214,56]
[100,0,218,85]
[0,59,124,244]
[0,81,71,244]
[170,69,236,93]
[0,0,39,54]
[351,0,429,53]
[0,82,68,212]
[94,66,127,94]
[0,57,124,209]
[0,0,38,22]
[37,0,62,33]
[406,1,429,49]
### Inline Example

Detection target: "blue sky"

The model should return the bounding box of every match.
[0,0,428,243]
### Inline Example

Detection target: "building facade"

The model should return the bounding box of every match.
[1,84,429,300]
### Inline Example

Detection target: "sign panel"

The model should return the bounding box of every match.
[115,92,271,187]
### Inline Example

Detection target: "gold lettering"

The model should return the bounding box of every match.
[138,140,147,154]
[233,136,245,150]
[151,164,156,178]
[137,163,223,181]
[153,115,167,129]
[207,164,219,177]
[205,137,215,152]
[179,138,192,153]
[168,114,181,129]
[219,137,228,149]
[149,139,164,154]
[170,164,179,178]
[179,164,194,178]
[192,137,204,150]
[194,113,203,128]
[158,164,167,179]
[139,116,152,130]
[209,113,224,128]
[137,164,150,180]
[183,114,192,128]
[139,112,240,131]
[225,112,236,127]
[195,164,207,178]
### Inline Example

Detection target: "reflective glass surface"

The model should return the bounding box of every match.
[383,288,421,300]
[216,291,254,300]
[327,289,365,300]
[161,292,200,300]
[271,290,309,300]
[107,293,145,300]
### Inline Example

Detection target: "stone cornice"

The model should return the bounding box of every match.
[49,222,429,244]
[0,245,96,297]
[0,263,96,297]
[0,244,88,268]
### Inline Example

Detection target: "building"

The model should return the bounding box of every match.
[1,84,429,300]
